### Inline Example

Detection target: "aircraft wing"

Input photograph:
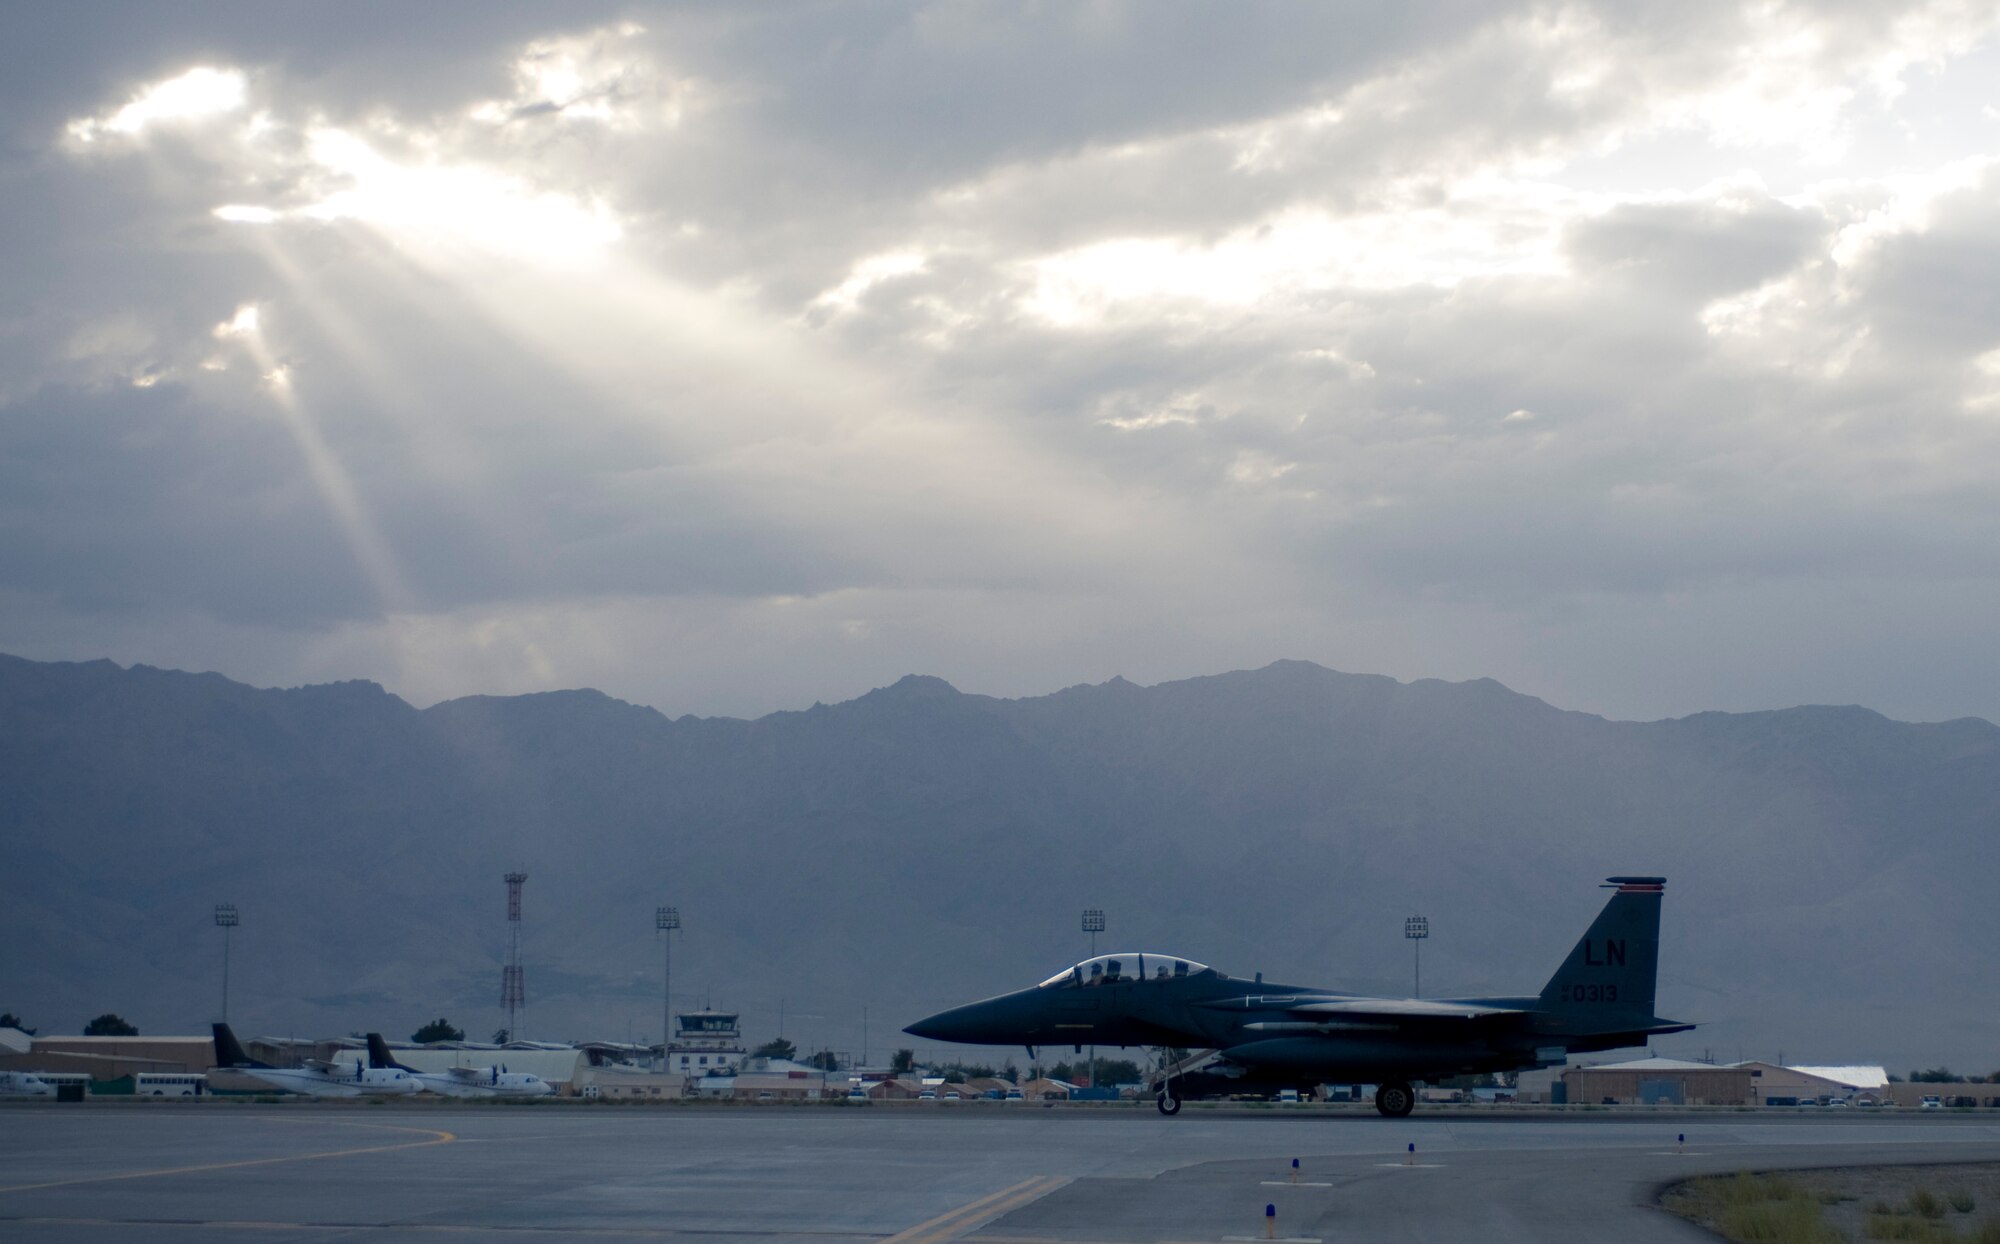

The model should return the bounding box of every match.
[302,1059,346,1073]
[1286,999,1523,1022]
[443,1067,488,1081]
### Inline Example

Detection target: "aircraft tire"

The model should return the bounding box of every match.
[1375,1080,1415,1118]
[1156,1091,1182,1116]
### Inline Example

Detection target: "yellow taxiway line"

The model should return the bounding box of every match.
[0,1118,456,1195]
[882,1175,1071,1244]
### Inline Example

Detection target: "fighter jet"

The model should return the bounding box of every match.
[906,876,1691,1117]
[210,1022,422,1097]
[365,1033,556,1098]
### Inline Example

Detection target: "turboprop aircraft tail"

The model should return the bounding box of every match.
[1536,876,1668,1030]
[365,1033,417,1073]
[211,1022,269,1069]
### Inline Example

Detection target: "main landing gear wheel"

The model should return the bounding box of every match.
[1156,1091,1182,1116]
[1375,1080,1415,1118]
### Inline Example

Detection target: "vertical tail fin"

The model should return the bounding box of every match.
[1537,877,1665,1028]
[211,1022,268,1069]
[365,1033,414,1072]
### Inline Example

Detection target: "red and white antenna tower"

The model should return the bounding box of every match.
[501,871,527,1041]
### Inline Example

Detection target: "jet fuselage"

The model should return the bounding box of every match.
[906,877,1691,1114]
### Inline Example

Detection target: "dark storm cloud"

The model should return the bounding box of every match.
[3,1,2000,720]
[0,382,376,625]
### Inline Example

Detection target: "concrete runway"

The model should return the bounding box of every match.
[3,1103,1999,1242]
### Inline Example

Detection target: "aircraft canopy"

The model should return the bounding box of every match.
[1037,953,1212,989]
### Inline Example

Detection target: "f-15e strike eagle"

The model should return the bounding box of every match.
[906,876,1691,1117]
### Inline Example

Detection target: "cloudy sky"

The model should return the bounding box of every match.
[5,1,2000,722]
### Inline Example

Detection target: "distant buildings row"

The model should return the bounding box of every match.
[1526,1057,2000,1108]
[7,1021,1995,1108]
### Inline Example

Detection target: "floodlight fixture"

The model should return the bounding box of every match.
[1405,914,1429,997]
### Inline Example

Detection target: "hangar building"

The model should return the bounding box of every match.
[1561,1057,1752,1105]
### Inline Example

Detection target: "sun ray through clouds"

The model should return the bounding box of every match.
[211,303,412,612]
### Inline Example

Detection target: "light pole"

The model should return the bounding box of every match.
[1081,908,1105,1093]
[214,904,239,1021]
[656,906,679,1070]
[1405,914,1429,998]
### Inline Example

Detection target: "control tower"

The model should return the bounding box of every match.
[664,1010,745,1080]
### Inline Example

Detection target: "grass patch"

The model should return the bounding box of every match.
[1862,1211,1958,1241]
[1672,1173,1842,1244]
[1676,1165,2000,1243]
[1718,1197,1841,1242]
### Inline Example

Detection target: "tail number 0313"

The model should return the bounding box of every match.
[1562,983,1619,1004]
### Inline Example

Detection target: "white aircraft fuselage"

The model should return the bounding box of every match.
[360,1034,557,1097]
[0,1071,55,1097]
[232,1062,423,1097]
[414,1069,555,1098]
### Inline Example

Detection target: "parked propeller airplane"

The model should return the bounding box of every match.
[211,1022,422,1097]
[365,1033,556,1097]
[0,1071,55,1097]
[906,876,1691,1117]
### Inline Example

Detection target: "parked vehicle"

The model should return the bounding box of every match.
[136,1073,206,1097]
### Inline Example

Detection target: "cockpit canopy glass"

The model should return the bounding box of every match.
[1036,953,1212,989]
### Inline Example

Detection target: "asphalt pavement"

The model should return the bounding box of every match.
[1,1102,1996,1243]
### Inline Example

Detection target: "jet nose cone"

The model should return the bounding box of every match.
[905,996,1024,1044]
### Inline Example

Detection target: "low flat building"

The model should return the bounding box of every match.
[588,1069,686,1100]
[727,1072,832,1101]
[1734,1061,1870,1105]
[1791,1066,1890,1094]
[865,1078,920,1100]
[0,1035,217,1084]
[1561,1057,1753,1106]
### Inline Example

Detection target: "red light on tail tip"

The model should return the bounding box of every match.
[1604,875,1666,893]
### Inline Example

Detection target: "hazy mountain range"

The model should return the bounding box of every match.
[2,653,1995,1073]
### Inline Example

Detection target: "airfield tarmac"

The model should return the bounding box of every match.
[4,1104,2000,1243]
